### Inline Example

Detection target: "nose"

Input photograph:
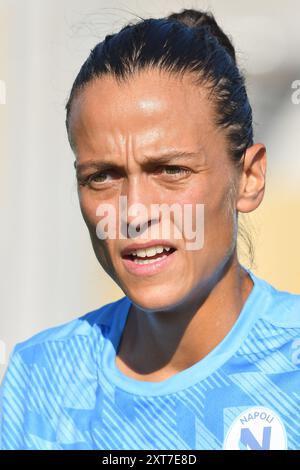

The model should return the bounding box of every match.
[119,175,160,239]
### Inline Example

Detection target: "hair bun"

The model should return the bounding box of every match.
[167,9,236,64]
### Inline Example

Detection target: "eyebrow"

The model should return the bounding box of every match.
[75,150,202,173]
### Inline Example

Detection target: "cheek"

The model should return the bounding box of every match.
[171,184,209,227]
[79,192,104,233]
[179,181,235,250]
[204,192,237,257]
[78,192,119,264]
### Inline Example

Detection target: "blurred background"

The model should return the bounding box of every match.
[0,0,299,380]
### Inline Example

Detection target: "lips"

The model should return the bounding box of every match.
[121,248,177,276]
[120,240,177,276]
[121,240,176,258]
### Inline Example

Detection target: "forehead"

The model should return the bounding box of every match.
[68,69,224,156]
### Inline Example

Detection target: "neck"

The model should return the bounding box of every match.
[116,255,254,381]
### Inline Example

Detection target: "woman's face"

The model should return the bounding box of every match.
[69,69,240,310]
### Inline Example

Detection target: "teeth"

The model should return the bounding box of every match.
[133,256,165,265]
[130,245,171,258]
[136,249,146,258]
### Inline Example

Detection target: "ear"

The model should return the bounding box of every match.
[236,143,267,213]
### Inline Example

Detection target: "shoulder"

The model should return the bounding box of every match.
[250,270,300,328]
[12,296,130,358]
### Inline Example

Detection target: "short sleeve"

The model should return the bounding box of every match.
[0,346,30,450]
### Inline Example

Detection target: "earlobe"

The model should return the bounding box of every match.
[236,143,267,213]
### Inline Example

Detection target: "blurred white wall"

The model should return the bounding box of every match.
[0,0,299,379]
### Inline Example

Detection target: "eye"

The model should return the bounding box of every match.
[156,165,191,177]
[90,172,111,183]
[79,170,120,189]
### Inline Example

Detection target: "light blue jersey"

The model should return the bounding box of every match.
[1,269,300,450]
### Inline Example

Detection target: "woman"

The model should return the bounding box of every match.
[1,8,300,450]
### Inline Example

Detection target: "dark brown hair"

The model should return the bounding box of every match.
[65,8,253,163]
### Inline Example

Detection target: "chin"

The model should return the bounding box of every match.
[124,284,187,312]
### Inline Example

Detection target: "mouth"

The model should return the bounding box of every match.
[121,242,177,276]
